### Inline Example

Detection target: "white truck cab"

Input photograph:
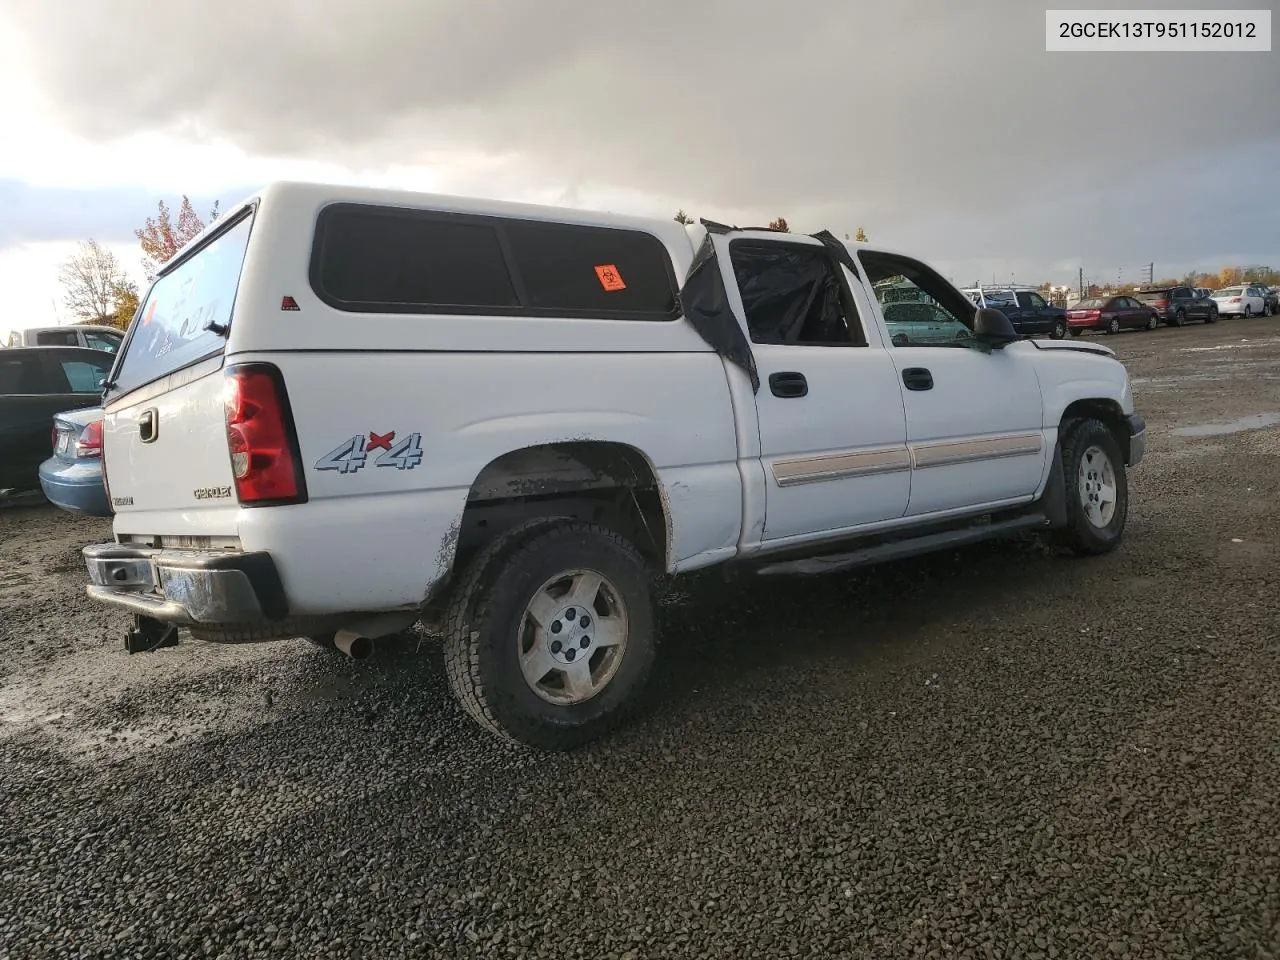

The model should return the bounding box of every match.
[83,181,1145,749]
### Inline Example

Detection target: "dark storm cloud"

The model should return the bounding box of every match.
[5,0,1278,277]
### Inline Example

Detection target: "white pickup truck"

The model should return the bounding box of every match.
[82,182,1145,749]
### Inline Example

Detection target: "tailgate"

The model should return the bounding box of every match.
[103,363,235,513]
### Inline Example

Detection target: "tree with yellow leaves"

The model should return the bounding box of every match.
[136,196,219,280]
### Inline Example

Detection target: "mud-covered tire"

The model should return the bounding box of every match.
[442,520,656,751]
[1050,418,1128,556]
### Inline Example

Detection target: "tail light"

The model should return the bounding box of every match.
[223,363,308,506]
[1229,297,1241,303]
[1087,310,1101,318]
[75,420,103,458]
[1154,299,1169,309]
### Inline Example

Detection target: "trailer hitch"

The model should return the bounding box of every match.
[125,614,180,654]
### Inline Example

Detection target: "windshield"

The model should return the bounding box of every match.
[1074,299,1106,308]
[111,211,253,395]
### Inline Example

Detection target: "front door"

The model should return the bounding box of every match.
[857,251,1048,518]
[711,232,911,543]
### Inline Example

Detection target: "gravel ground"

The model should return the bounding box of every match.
[2,318,1280,960]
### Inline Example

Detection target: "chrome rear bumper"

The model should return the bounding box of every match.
[82,543,287,624]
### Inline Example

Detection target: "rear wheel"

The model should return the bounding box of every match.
[1205,307,1217,324]
[1107,316,1121,334]
[1146,314,1159,331]
[1172,310,1186,327]
[1050,320,1067,340]
[1070,327,1083,338]
[1051,418,1128,556]
[443,520,656,750]
[1244,305,1253,318]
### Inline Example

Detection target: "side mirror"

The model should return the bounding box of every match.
[973,307,1019,347]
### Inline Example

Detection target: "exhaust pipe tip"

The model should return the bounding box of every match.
[333,629,373,661]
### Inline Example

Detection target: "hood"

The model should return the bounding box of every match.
[1030,339,1115,358]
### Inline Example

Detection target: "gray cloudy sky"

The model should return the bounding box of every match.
[1,0,1277,302]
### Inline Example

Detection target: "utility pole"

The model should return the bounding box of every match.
[1078,267,1084,299]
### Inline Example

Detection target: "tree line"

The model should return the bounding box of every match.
[58,196,219,330]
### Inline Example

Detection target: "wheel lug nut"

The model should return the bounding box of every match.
[580,637,590,648]
[551,621,562,634]
[566,608,576,620]
[565,648,576,661]
[551,640,562,653]
[580,616,591,628]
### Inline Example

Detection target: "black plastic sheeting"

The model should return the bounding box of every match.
[730,245,849,345]
[678,232,760,392]
[676,224,871,393]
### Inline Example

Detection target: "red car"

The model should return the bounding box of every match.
[1066,295,1160,336]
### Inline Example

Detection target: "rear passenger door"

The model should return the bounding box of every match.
[709,232,912,543]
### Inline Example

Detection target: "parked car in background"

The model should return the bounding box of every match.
[880,300,974,344]
[1066,296,1160,336]
[1194,288,1214,300]
[0,347,113,493]
[39,406,110,516]
[1254,284,1279,315]
[1134,286,1217,326]
[961,286,1068,339]
[8,325,125,353]
[1211,285,1268,317]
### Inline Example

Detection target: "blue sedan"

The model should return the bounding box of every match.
[39,407,111,517]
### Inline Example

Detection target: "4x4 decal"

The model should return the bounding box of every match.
[315,431,424,474]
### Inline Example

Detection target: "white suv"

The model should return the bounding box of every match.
[83,182,1146,749]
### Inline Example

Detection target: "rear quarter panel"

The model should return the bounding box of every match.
[233,350,743,614]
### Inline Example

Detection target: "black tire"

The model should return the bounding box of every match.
[1172,310,1185,327]
[1070,327,1083,338]
[1146,314,1159,331]
[1107,316,1121,334]
[443,520,656,750]
[1051,418,1128,556]
[1050,320,1067,340]
[1244,305,1253,318]
[1204,308,1217,324]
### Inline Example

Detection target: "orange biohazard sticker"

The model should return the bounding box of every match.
[594,264,627,292]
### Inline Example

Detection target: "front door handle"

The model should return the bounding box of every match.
[902,367,933,391]
[768,372,808,398]
[138,408,159,443]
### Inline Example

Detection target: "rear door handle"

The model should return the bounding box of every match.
[902,367,933,391]
[768,372,808,398]
[138,408,159,443]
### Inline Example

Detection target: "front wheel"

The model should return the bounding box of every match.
[1051,418,1128,556]
[1146,314,1159,331]
[1205,308,1217,324]
[1244,305,1253,318]
[443,520,656,750]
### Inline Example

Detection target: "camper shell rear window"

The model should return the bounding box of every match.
[309,203,680,321]
[111,208,255,397]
